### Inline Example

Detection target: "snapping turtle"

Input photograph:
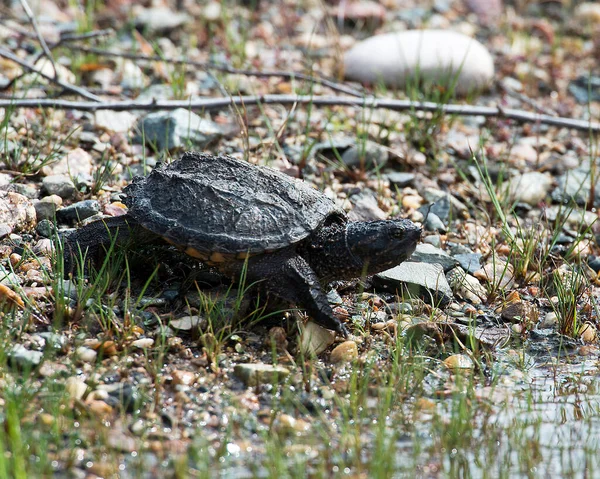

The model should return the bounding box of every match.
[64,152,421,336]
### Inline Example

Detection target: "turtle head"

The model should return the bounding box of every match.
[346,219,421,275]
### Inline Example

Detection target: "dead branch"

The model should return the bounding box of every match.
[0,47,102,102]
[18,0,56,78]
[0,94,598,132]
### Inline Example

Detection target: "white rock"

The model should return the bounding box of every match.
[503,172,552,206]
[344,30,494,95]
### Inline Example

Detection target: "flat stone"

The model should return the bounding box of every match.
[41,147,93,180]
[385,172,415,187]
[57,200,101,223]
[348,191,387,221]
[133,5,191,32]
[453,252,482,274]
[374,261,453,306]
[344,30,494,95]
[329,341,358,364]
[552,168,600,207]
[136,108,223,151]
[34,195,63,221]
[410,243,458,272]
[234,363,290,387]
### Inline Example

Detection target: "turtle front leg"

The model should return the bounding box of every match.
[62,214,153,276]
[246,253,350,337]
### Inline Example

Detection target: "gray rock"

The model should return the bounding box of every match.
[95,110,137,133]
[34,195,62,221]
[552,168,600,207]
[234,363,290,387]
[57,279,78,301]
[385,172,415,187]
[0,266,20,286]
[344,30,494,96]
[348,191,387,221]
[136,108,223,151]
[503,172,552,206]
[36,332,68,352]
[327,289,343,305]
[422,188,468,215]
[424,212,446,232]
[341,141,388,169]
[453,253,482,274]
[410,243,458,272]
[9,344,43,368]
[42,175,76,199]
[57,200,101,223]
[374,261,453,306]
[36,219,56,238]
[423,235,442,248]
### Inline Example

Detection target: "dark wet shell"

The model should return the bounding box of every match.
[124,152,343,255]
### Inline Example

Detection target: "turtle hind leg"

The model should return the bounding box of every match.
[246,252,350,337]
[62,214,155,277]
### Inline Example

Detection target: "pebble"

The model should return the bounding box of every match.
[551,168,600,206]
[131,338,154,349]
[374,261,453,306]
[75,346,97,363]
[34,195,63,221]
[538,311,558,329]
[580,323,597,343]
[42,175,76,199]
[329,341,358,364]
[169,315,206,333]
[41,148,93,180]
[36,219,56,238]
[341,141,388,169]
[172,369,196,386]
[348,192,387,221]
[9,344,43,368]
[56,200,101,223]
[299,321,336,356]
[443,354,474,370]
[136,108,223,151]
[95,111,137,133]
[344,30,494,95]
[503,172,552,206]
[65,377,88,400]
[234,363,291,387]
[0,191,36,235]
[574,3,600,25]
[133,5,191,32]
[474,261,515,290]
[385,172,415,187]
[453,253,482,274]
[447,267,487,305]
[500,301,539,326]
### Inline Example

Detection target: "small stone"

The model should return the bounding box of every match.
[341,141,388,169]
[131,338,154,349]
[202,1,222,21]
[423,235,442,248]
[503,172,552,206]
[34,195,63,221]
[104,202,128,217]
[36,219,56,238]
[169,315,206,333]
[447,267,487,305]
[266,326,288,352]
[56,200,101,223]
[41,148,93,180]
[574,3,600,25]
[453,253,482,274]
[385,172,415,187]
[133,5,191,32]
[95,111,137,133]
[34,238,54,255]
[344,30,494,95]
[299,321,336,356]
[348,192,387,221]
[539,311,558,329]
[501,301,539,327]
[9,344,43,368]
[65,377,88,400]
[0,191,36,234]
[443,354,474,370]
[136,108,223,151]
[329,341,358,364]
[234,363,290,387]
[42,175,76,199]
[86,399,113,417]
[172,369,196,386]
[402,194,422,210]
[580,323,597,343]
[75,346,97,363]
[474,261,515,290]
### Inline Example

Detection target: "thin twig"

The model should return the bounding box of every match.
[498,79,557,117]
[0,95,598,132]
[69,45,366,97]
[18,0,57,78]
[0,47,102,101]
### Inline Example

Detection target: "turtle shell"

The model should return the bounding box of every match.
[124,152,343,258]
